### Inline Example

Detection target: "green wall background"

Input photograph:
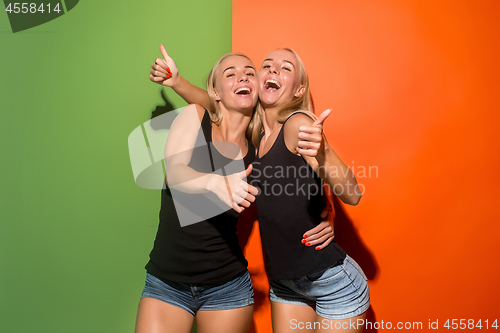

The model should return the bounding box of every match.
[0,1,231,332]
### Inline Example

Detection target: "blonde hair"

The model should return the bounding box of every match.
[206,53,260,145]
[250,48,316,147]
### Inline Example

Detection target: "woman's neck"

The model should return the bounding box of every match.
[262,105,281,135]
[217,107,251,143]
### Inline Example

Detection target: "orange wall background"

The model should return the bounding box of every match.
[233,0,500,332]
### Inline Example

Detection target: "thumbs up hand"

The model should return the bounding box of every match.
[296,109,332,157]
[207,165,258,213]
[150,44,180,87]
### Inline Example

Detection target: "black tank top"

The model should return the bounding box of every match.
[145,109,255,285]
[252,113,346,280]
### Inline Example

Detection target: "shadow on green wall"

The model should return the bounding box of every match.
[151,88,177,124]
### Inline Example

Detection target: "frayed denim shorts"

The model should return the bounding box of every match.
[141,270,254,315]
[269,255,370,319]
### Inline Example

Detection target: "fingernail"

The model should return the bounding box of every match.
[306,242,311,246]
[166,67,171,72]
[303,234,307,238]
[315,247,320,251]
[301,239,306,244]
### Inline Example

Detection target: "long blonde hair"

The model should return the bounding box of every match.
[250,48,316,147]
[206,53,260,145]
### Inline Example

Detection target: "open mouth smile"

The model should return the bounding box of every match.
[264,79,282,91]
[234,87,251,95]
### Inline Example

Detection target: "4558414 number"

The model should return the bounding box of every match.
[5,3,61,14]
[443,319,498,330]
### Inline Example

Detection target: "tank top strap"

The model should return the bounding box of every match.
[282,110,315,126]
[200,108,213,144]
[256,131,265,157]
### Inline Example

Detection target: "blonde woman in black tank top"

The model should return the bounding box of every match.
[136,54,261,333]
[251,49,369,333]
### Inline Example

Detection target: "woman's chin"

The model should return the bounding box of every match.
[231,101,256,114]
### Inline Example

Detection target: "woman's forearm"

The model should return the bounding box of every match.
[166,162,220,194]
[172,75,211,110]
[315,143,361,205]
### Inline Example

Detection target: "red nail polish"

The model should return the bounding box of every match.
[166,67,171,72]
[303,234,307,238]
[315,247,320,251]
[301,239,306,244]
[306,242,311,246]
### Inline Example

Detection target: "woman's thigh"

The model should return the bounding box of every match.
[271,301,317,333]
[196,305,253,333]
[315,312,367,333]
[135,297,194,333]
[270,302,367,333]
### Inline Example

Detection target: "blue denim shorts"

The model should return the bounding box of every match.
[269,255,370,319]
[141,270,254,315]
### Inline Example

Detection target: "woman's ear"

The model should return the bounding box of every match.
[214,89,221,101]
[295,85,305,98]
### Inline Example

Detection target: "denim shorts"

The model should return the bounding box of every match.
[269,255,370,319]
[140,270,254,315]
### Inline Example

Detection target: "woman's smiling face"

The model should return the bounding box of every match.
[214,55,258,113]
[257,49,305,109]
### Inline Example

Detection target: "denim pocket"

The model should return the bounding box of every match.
[346,256,368,281]
[305,264,344,284]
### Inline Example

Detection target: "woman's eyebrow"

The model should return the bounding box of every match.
[223,65,255,73]
[223,66,236,73]
[262,58,295,67]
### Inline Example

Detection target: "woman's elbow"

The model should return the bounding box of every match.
[347,194,362,206]
[342,189,362,206]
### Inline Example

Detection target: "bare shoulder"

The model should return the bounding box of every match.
[283,111,315,154]
[169,104,207,135]
[193,103,207,122]
[283,111,315,135]
[179,103,206,121]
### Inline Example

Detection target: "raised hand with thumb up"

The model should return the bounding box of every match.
[150,44,180,87]
[296,108,332,157]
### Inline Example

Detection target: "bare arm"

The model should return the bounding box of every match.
[165,104,258,212]
[284,111,362,205]
[302,183,336,250]
[150,44,211,109]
